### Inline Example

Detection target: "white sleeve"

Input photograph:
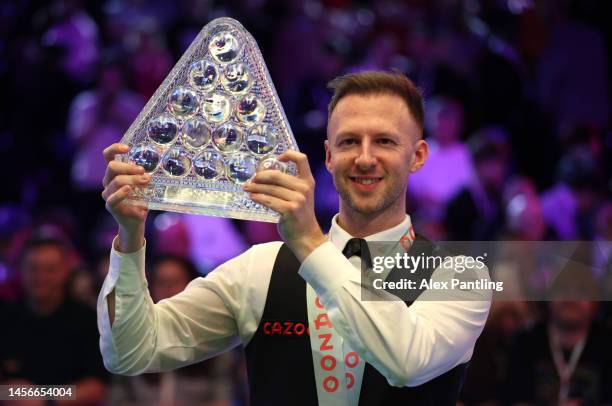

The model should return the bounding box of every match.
[96,238,262,376]
[298,242,491,387]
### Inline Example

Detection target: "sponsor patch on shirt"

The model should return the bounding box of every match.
[261,319,310,337]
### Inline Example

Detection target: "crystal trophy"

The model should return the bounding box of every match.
[118,17,298,222]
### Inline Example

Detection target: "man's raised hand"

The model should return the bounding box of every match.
[101,143,151,252]
[243,150,327,261]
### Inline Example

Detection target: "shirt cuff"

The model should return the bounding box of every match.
[107,235,148,294]
[298,242,354,303]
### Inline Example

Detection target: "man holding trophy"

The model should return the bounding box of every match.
[97,69,490,405]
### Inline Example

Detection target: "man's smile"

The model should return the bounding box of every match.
[349,176,383,191]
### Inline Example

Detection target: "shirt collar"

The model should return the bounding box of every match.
[328,214,413,250]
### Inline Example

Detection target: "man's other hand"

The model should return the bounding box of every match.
[243,150,326,261]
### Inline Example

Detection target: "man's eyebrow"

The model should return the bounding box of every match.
[333,131,359,143]
[372,131,400,139]
[334,131,399,139]
[335,131,359,138]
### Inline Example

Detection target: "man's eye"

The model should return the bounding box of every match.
[339,139,356,146]
[378,138,395,145]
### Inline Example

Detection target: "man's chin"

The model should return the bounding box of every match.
[337,183,394,215]
[346,197,385,215]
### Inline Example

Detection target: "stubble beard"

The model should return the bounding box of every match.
[333,173,405,216]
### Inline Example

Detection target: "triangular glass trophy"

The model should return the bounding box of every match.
[118,17,299,222]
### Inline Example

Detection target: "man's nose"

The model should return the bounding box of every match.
[354,141,377,170]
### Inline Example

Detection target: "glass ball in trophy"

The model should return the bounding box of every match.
[168,86,199,119]
[189,60,218,92]
[227,153,257,184]
[148,113,179,146]
[161,146,191,177]
[129,143,162,173]
[182,117,211,149]
[257,155,288,173]
[193,150,225,180]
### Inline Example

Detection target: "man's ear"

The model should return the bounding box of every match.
[410,139,429,173]
[324,139,332,173]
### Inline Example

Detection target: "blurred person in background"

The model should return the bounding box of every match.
[0,226,107,405]
[503,177,550,241]
[108,254,238,406]
[541,146,603,240]
[40,0,100,84]
[67,54,144,241]
[491,177,562,303]
[459,179,549,405]
[459,301,532,406]
[505,300,612,405]
[68,55,144,193]
[409,96,473,217]
[444,127,511,241]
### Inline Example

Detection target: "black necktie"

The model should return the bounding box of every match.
[342,238,373,270]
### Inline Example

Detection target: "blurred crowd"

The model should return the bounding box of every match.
[1,0,611,404]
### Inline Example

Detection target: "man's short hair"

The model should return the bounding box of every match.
[327,70,425,133]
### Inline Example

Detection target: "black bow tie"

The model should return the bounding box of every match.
[342,238,373,270]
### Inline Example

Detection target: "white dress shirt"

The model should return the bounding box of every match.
[97,214,491,393]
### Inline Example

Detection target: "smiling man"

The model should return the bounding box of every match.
[324,77,426,237]
[97,71,490,406]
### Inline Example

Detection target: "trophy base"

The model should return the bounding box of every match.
[126,183,280,223]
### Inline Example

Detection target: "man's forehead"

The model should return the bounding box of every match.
[327,93,416,137]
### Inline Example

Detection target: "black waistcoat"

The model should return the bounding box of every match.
[244,236,469,406]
